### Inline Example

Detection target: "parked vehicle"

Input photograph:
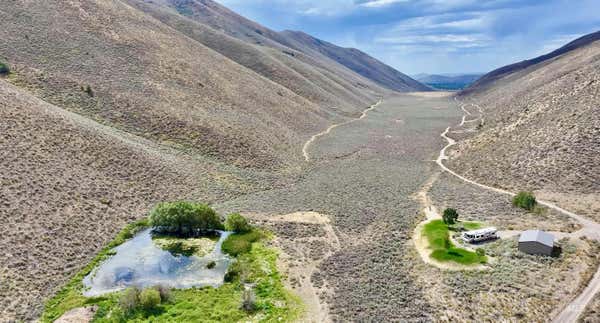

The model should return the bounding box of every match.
[461,227,497,243]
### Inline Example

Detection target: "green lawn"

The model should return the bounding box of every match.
[42,225,302,322]
[423,220,487,265]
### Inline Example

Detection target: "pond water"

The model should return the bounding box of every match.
[83,229,233,296]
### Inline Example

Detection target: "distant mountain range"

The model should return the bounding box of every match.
[412,73,483,90]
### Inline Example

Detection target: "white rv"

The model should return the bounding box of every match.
[461,227,498,243]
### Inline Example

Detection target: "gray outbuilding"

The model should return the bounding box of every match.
[518,230,555,256]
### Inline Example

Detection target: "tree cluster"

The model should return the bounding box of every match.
[149,201,222,236]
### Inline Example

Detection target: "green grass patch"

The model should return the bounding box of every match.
[222,230,265,257]
[450,221,482,232]
[423,220,487,265]
[41,223,302,322]
[41,219,149,322]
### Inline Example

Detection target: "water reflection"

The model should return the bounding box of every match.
[83,229,232,296]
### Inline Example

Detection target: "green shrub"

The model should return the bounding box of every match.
[0,62,9,75]
[222,230,263,256]
[119,287,140,314]
[206,261,216,269]
[139,288,161,310]
[442,208,459,225]
[513,192,537,211]
[225,213,251,233]
[82,84,94,97]
[476,248,486,257]
[224,261,241,282]
[149,201,222,236]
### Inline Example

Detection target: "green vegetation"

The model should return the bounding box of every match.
[476,248,486,258]
[149,201,222,236]
[225,213,252,233]
[513,191,537,211]
[152,234,218,257]
[206,261,216,269]
[41,208,302,322]
[82,84,94,97]
[42,235,301,322]
[41,219,149,322]
[455,221,482,232]
[119,287,141,314]
[0,61,9,75]
[222,230,265,257]
[139,288,161,310]
[442,208,459,225]
[423,220,487,265]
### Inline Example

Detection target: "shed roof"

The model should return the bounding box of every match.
[519,230,554,247]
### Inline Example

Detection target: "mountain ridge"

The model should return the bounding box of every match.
[466,30,600,91]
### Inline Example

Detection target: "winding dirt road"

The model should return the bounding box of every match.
[443,97,600,322]
[302,99,382,162]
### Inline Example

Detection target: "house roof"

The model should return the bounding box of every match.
[519,230,554,247]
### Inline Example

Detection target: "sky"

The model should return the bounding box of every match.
[215,0,600,75]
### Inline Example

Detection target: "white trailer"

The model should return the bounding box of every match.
[461,227,497,243]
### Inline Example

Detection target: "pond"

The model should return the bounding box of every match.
[83,229,233,297]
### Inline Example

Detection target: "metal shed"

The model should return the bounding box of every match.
[518,230,554,256]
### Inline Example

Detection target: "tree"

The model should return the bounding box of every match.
[149,201,222,236]
[512,192,537,211]
[225,213,251,233]
[442,208,459,225]
[139,288,161,310]
[119,287,140,314]
[0,62,9,75]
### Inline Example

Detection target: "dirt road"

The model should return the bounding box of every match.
[302,99,382,162]
[447,98,600,323]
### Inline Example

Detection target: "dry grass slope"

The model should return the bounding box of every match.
[452,37,600,221]
[0,79,271,321]
[0,0,343,169]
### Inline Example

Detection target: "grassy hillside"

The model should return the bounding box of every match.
[0,78,277,321]
[278,30,430,92]
[466,30,600,91]
[453,33,600,220]
[124,0,381,118]
[148,0,426,93]
[0,0,338,169]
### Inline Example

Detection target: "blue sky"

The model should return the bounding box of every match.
[216,0,600,75]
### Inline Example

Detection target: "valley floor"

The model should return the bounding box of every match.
[4,90,598,322]
[216,92,599,322]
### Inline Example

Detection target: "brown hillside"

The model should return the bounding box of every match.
[125,0,383,117]
[0,78,274,321]
[452,35,600,220]
[154,0,427,93]
[0,0,338,169]
[278,30,431,92]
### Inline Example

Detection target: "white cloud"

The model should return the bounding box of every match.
[360,0,410,8]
